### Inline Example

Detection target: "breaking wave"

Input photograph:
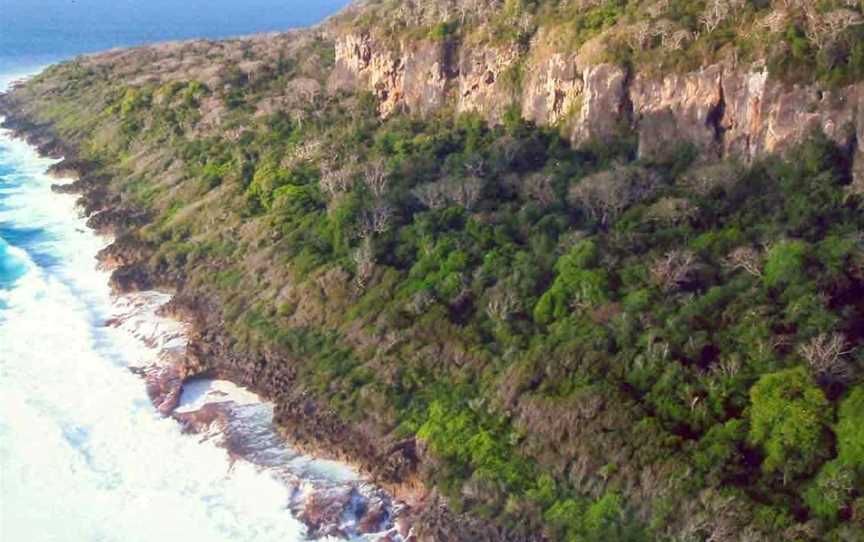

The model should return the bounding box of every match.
[0,105,402,540]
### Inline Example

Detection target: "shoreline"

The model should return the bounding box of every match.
[108,289,412,540]
[0,109,415,541]
[0,71,529,542]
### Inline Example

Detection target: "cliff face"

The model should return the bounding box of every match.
[330,32,864,181]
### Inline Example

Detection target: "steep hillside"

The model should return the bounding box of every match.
[3,1,864,540]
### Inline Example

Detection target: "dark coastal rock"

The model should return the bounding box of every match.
[51,178,101,195]
[173,402,230,433]
[110,263,155,293]
[395,515,414,540]
[143,364,186,415]
[78,187,119,217]
[97,234,154,270]
[86,207,149,236]
[0,108,69,159]
[357,499,389,534]
[158,293,215,328]
[274,394,398,481]
[156,294,432,533]
[51,181,88,194]
[298,488,354,535]
[46,157,91,180]
[379,438,421,483]
[171,389,406,539]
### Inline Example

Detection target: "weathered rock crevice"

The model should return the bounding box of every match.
[706,70,726,150]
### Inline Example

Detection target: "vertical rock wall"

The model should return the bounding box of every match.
[330,32,864,182]
[631,65,724,160]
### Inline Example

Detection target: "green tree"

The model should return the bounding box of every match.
[694,419,747,484]
[804,460,855,522]
[806,386,864,520]
[763,240,809,289]
[748,367,833,482]
[836,385,864,469]
[246,159,288,211]
[534,240,609,324]
[544,492,645,542]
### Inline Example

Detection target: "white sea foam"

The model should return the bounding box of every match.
[0,66,46,93]
[0,124,388,540]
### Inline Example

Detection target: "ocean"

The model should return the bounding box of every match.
[0,0,349,74]
[0,2,399,541]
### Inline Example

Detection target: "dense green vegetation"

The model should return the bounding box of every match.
[6,13,864,539]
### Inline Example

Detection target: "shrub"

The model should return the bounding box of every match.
[428,20,459,41]
[118,86,152,116]
[247,161,317,212]
[748,367,833,482]
[544,492,645,542]
[416,397,531,492]
[805,460,855,521]
[836,385,864,470]
[534,240,610,324]
[763,240,809,289]
[679,161,744,196]
[694,419,747,483]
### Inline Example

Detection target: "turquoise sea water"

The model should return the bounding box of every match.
[0,163,26,291]
[0,237,26,291]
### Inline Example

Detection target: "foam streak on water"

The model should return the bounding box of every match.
[0,119,384,540]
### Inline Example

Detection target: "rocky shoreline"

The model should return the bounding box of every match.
[108,292,411,540]
[0,103,419,541]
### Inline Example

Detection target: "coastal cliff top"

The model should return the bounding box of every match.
[327,0,864,85]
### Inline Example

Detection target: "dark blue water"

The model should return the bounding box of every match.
[0,0,350,73]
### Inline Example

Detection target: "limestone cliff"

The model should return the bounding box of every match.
[329,31,864,182]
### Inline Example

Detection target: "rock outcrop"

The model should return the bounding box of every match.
[455,44,520,122]
[330,33,864,181]
[522,55,630,146]
[521,52,583,128]
[330,33,407,116]
[402,39,455,116]
[631,65,724,160]
[571,63,630,147]
[719,65,861,161]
